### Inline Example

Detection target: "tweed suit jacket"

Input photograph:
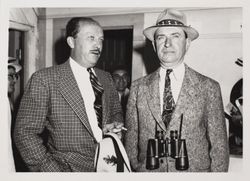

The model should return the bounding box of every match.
[14,60,123,172]
[124,64,229,172]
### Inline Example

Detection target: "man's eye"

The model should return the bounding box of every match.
[114,75,120,79]
[173,34,180,38]
[88,36,95,40]
[157,36,165,40]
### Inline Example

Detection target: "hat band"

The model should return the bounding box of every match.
[157,19,184,26]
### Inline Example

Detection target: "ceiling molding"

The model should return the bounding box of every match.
[40,7,234,19]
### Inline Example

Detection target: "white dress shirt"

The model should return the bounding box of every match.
[159,63,185,114]
[70,58,102,142]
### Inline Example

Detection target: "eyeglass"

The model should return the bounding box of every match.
[8,73,19,80]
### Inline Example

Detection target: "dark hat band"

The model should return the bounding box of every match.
[157,19,184,26]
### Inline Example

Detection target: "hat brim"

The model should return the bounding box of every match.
[8,62,22,73]
[143,25,199,41]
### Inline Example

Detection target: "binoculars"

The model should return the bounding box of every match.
[146,130,189,171]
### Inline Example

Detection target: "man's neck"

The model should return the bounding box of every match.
[118,91,125,95]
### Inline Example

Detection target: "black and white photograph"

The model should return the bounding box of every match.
[0,0,249,180]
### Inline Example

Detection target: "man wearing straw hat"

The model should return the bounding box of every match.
[8,57,22,171]
[125,9,229,172]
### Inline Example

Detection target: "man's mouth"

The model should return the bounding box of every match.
[163,50,175,53]
[90,49,101,55]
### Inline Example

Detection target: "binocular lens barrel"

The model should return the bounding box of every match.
[175,139,189,170]
[146,139,160,170]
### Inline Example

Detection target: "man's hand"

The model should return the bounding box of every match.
[103,122,126,139]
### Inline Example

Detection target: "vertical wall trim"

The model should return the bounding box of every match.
[45,19,53,67]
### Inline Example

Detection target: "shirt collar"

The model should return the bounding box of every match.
[70,57,90,74]
[70,57,97,76]
[159,63,185,81]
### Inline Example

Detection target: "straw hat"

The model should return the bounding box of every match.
[8,57,22,73]
[143,9,199,41]
[94,133,131,172]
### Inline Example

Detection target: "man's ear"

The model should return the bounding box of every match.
[67,36,75,49]
[185,38,191,52]
[152,41,156,52]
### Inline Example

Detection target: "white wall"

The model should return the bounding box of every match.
[9,8,40,85]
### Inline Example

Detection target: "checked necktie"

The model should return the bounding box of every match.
[87,68,104,129]
[162,69,175,129]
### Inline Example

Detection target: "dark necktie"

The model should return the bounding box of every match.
[87,68,104,129]
[162,69,175,129]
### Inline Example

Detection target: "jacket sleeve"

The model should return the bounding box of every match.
[14,72,61,172]
[206,81,229,172]
[106,73,124,124]
[124,81,142,171]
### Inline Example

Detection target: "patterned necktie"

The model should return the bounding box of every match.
[87,68,104,129]
[162,69,175,129]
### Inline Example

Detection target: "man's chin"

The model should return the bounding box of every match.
[8,89,15,95]
[89,58,99,66]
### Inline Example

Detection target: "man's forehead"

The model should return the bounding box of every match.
[155,27,185,35]
[79,22,101,29]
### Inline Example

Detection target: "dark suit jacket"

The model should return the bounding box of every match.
[124,64,229,172]
[14,60,123,172]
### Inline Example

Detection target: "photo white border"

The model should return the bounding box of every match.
[1,0,249,181]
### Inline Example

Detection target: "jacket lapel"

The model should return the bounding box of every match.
[146,68,167,132]
[58,61,94,138]
[170,64,202,129]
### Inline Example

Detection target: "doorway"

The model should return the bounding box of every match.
[8,29,24,104]
[96,28,133,84]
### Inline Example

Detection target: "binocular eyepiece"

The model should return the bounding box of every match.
[146,130,189,171]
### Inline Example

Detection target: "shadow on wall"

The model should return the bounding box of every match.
[54,37,71,65]
[135,39,160,75]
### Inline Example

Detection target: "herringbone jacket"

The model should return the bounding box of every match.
[124,64,229,172]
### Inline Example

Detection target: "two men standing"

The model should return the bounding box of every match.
[14,9,229,172]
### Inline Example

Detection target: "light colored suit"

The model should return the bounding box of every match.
[14,60,123,172]
[124,64,229,172]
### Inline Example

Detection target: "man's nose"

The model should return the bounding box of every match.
[13,78,17,83]
[94,39,103,48]
[118,77,125,83]
[164,38,172,47]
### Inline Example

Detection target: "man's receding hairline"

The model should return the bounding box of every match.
[79,20,101,28]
